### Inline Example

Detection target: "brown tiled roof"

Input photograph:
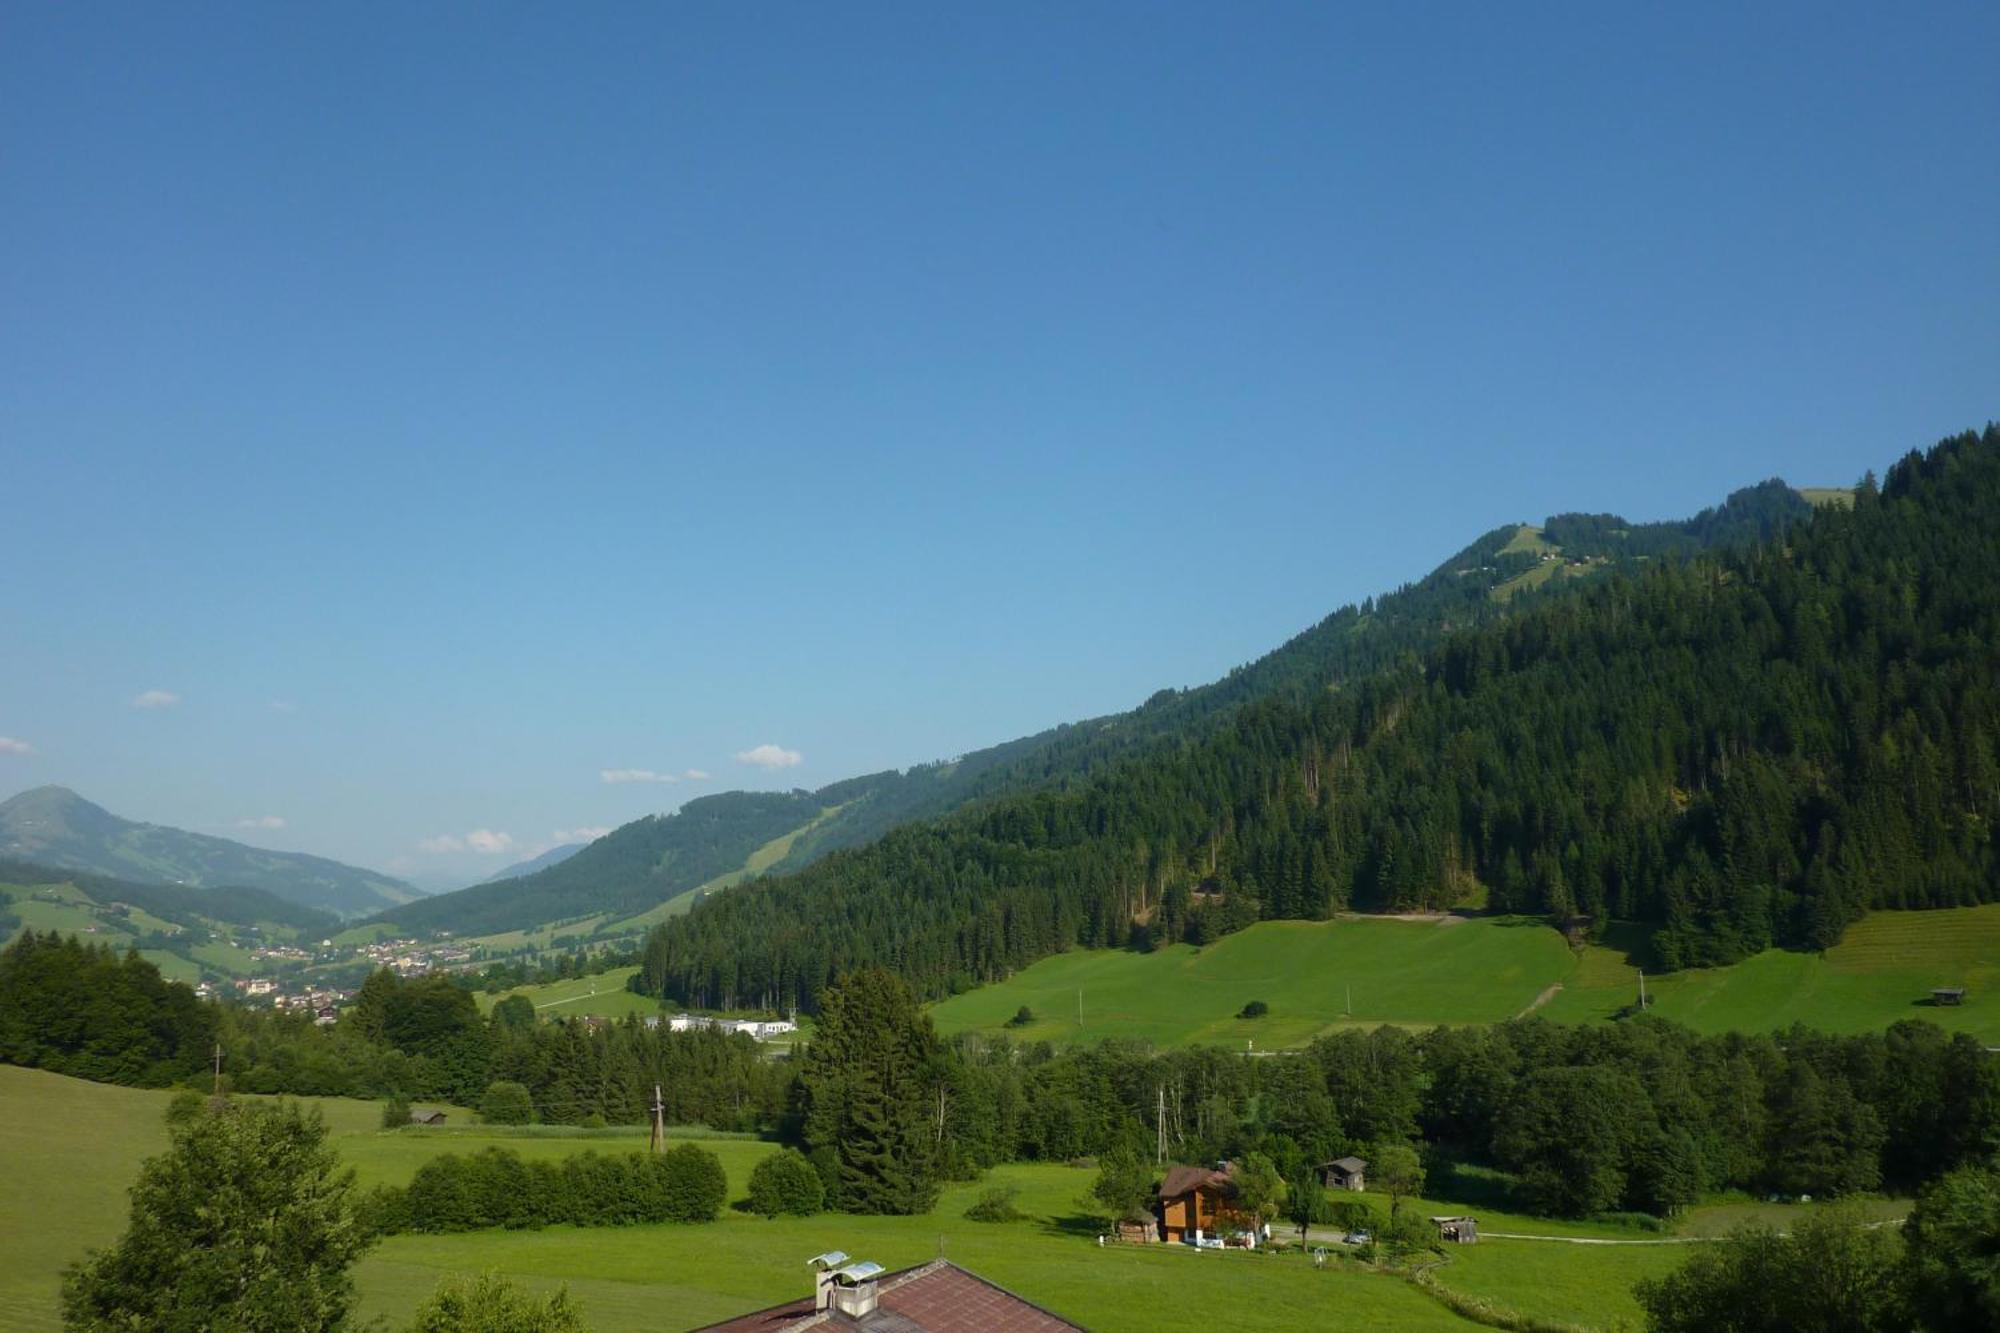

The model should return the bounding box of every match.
[1157,1162,1234,1200]
[689,1260,1084,1333]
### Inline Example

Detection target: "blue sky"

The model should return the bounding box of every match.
[4,3,1995,887]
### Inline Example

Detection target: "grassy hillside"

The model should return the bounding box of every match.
[931,908,2000,1049]
[1544,906,2000,1038]
[474,966,660,1020]
[1,866,330,981]
[931,916,1574,1048]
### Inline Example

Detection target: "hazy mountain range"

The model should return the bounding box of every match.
[0,786,425,918]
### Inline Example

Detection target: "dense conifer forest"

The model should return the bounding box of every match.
[369,481,1811,943]
[633,428,1999,1009]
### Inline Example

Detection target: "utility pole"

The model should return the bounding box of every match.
[1345,983,1352,1018]
[1156,1086,1166,1165]
[1077,989,1083,1027]
[212,1042,223,1097]
[1638,969,1648,1010]
[649,1083,666,1154]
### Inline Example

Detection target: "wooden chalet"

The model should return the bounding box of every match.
[692,1253,1083,1332]
[408,1108,447,1126]
[1156,1162,1255,1244]
[1320,1155,1368,1191]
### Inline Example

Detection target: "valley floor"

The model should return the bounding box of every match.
[3,1064,1907,1333]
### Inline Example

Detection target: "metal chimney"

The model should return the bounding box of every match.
[806,1251,849,1313]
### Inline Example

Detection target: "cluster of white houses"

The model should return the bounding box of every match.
[645,1013,799,1040]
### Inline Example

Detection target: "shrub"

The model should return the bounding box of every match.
[1239,1000,1269,1019]
[747,1149,825,1219]
[404,1271,588,1333]
[382,1094,412,1130]
[164,1088,208,1127]
[1005,1006,1035,1028]
[480,1081,534,1125]
[963,1186,1025,1223]
[659,1144,729,1223]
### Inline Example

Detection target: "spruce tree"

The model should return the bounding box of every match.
[799,968,941,1214]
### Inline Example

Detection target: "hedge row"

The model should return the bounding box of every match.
[364,1144,726,1234]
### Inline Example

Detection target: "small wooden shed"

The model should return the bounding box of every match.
[408,1108,447,1126]
[1431,1216,1478,1244]
[1932,987,1968,1006]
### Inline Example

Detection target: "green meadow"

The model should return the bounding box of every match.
[475,965,663,1020]
[2,1063,1753,1333]
[930,908,2000,1049]
[1544,906,2000,1041]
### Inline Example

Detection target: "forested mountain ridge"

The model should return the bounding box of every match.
[372,482,1813,942]
[0,857,340,940]
[632,428,1996,1012]
[371,788,849,937]
[0,786,422,918]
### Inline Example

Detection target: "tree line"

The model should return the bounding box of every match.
[632,428,2000,1008]
[361,1143,727,1235]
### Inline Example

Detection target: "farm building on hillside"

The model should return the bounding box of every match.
[1932,987,1968,1006]
[691,1251,1083,1331]
[408,1108,447,1126]
[1157,1161,1261,1245]
[1320,1155,1368,1191]
[1431,1215,1479,1244]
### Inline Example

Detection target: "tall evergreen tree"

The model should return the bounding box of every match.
[798,968,942,1215]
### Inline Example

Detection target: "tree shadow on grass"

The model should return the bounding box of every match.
[1036,1212,1107,1241]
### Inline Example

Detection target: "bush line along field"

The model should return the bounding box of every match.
[929,908,2000,1048]
[2,1063,1752,1333]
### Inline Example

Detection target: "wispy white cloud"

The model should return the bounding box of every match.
[234,816,287,830]
[418,829,514,855]
[268,700,298,714]
[132,689,181,710]
[600,767,710,785]
[552,826,612,844]
[0,737,33,755]
[736,743,802,770]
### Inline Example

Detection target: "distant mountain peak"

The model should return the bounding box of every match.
[0,785,422,918]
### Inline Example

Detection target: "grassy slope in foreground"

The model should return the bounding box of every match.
[931,907,2000,1048]
[11,1064,1926,1333]
[0,1066,1475,1333]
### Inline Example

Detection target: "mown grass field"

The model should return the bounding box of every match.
[932,907,2000,1049]
[1546,906,2000,1042]
[930,916,1577,1048]
[3,1063,1768,1333]
[474,965,663,1019]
